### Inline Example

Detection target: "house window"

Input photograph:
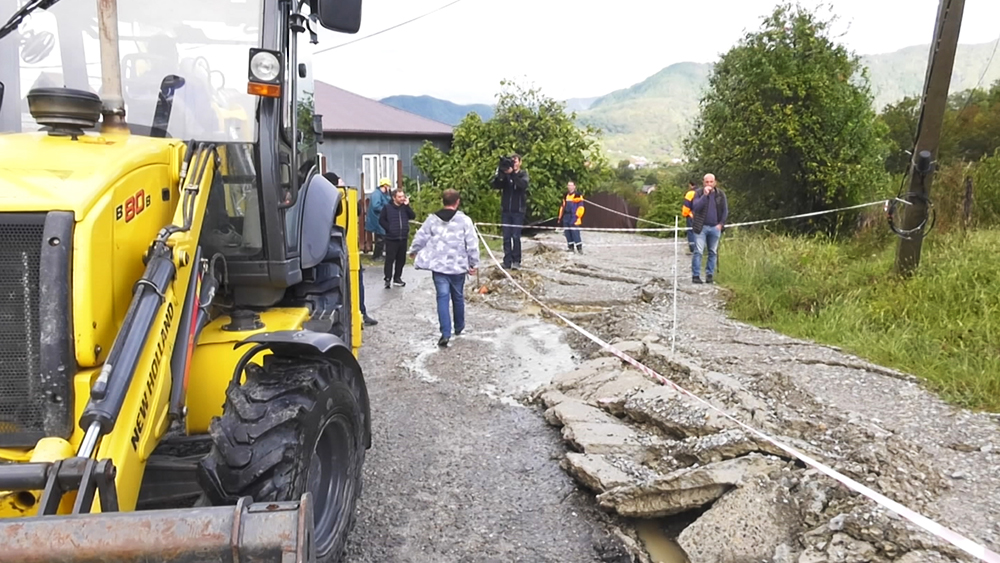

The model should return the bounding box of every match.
[362,154,398,194]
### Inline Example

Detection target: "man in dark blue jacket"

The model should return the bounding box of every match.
[379,189,416,288]
[690,173,729,284]
[491,153,529,269]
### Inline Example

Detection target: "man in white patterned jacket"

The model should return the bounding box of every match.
[408,189,481,347]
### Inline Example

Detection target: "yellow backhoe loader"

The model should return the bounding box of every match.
[0,0,371,560]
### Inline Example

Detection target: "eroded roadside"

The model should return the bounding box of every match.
[344,269,632,563]
[472,230,1000,563]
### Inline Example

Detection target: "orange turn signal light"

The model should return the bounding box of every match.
[248,82,281,98]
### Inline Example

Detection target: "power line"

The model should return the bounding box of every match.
[960,33,1000,111]
[315,0,466,55]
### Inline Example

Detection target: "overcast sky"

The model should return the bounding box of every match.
[311,0,1000,105]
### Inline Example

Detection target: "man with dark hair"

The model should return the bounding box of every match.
[491,153,529,270]
[408,189,480,347]
[378,188,415,289]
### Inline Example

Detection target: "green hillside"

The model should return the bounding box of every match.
[577,62,712,160]
[379,95,494,126]
[580,40,1000,162]
[863,42,1000,110]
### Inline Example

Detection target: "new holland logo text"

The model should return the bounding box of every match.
[131,301,175,451]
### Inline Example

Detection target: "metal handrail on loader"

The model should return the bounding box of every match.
[0,494,317,563]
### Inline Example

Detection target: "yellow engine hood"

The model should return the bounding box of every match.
[0,132,180,216]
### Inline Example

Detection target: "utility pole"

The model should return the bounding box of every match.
[895,0,965,275]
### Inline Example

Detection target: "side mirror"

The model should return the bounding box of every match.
[312,114,323,139]
[314,0,362,34]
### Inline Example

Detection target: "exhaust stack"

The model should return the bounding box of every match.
[96,0,127,133]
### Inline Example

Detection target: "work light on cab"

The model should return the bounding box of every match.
[248,48,282,97]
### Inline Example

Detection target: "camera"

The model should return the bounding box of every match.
[498,155,514,172]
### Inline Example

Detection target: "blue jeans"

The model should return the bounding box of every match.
[692,225,722,279]
[685,218,695,252]
[501,211,524,266]
[359,267,367,315]
[433,272,466,338]
[564,224,581,245]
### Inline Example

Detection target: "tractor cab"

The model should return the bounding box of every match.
[0,0,360,310]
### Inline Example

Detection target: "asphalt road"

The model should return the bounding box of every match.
[343,262,626,563]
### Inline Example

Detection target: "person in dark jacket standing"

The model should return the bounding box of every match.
[365,178,391,259]
[690,173,728,284]
[558,181,586,253]
[379,188,416,288]
[491,153,529,270]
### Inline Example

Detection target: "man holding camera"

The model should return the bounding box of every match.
[491,153,529,270]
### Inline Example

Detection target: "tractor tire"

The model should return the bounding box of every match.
[197,354,366,563]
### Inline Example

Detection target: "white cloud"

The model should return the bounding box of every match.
[312,0,1000,104]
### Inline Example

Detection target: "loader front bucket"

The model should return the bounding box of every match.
[0,494,315,563]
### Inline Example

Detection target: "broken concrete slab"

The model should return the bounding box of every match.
[596,454,784,518]
[623,385,733,438]
[539,389,572,409]
[656,428,794,466]
[552,357,624,394]
[545,398,647,456]
[561,453,635,493]
[562,422,643,456]
[587,372,657,414]
[678,475,802,563]
[545,398,622,427]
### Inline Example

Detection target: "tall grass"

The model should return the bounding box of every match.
[719,228,1000,411]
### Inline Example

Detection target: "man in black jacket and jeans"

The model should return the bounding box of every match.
[491,153,529,270]
[379,188,416,288]
[690,173,729,284]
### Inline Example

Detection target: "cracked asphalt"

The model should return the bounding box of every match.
[344,264,627,563]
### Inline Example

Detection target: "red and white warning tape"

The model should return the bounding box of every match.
[472,226,1000,563]
[475,199,891,233]
[478,232,684,248]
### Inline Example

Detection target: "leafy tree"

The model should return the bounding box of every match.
[296,92,317,154]
[615,160,635,182]
[879,81,1000,175]
[412,81,609,224]
[877,96,919,175]
[685,3,888,232]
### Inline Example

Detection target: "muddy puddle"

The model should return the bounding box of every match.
[633,520,689,563]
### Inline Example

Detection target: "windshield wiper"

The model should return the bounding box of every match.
[0,0,62,41]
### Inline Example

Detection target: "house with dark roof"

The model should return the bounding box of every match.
[314,81,453,195]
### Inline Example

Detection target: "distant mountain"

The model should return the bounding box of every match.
[380,94,598,124]
[578,40,1000,161]
[379,95,493,126]
[564,97,599,111]
[382,39,1000,162]
[577,62,712,160]
[862,42,1000,110]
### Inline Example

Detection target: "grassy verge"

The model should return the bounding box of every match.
[718,228,1000,411]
